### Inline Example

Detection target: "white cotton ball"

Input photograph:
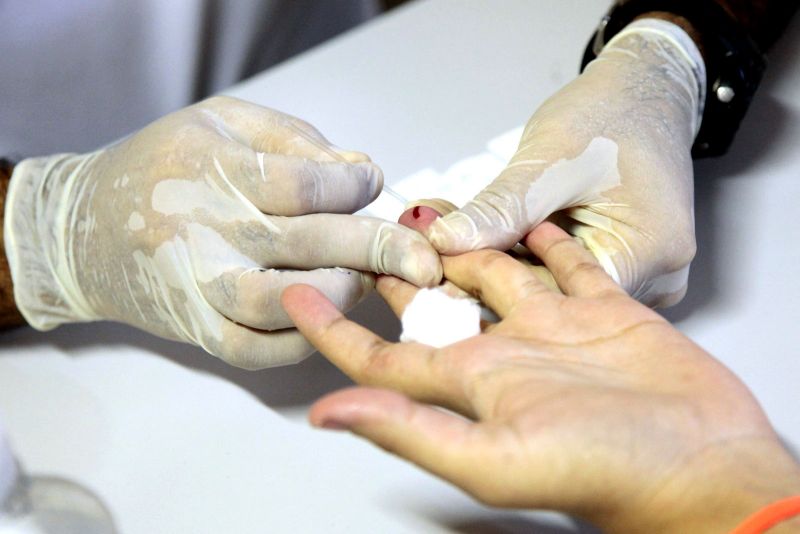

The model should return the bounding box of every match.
[400,287,481,348]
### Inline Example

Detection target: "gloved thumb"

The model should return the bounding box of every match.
[422,136,623,255]
[421,168,535,255]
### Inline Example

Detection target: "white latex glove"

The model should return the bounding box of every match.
[424,19,706,306]
[5,96,441,369]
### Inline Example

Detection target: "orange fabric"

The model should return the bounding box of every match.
[730,496,800,534]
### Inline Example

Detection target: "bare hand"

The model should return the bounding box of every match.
[283,222,800,532]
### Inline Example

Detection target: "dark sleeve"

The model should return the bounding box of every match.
[0,158,27,328]
[713,0,799,52]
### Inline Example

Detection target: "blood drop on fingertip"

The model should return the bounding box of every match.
[398,205,441,232]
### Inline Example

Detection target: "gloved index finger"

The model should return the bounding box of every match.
[200,96,371,163]
[213,142,383,217]
[283,121,370,164]
[264,214,442,288]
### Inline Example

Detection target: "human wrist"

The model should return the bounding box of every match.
[5,153,98,330]
[607,437,800,533]
[603,18,706,140]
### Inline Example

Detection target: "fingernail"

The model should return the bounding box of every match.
[336,149,371,164]
[317,418,349,431]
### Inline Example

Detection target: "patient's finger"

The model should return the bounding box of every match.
[398,198,458,232]
[376,275,419,318]
[524,223,625,299]
[442,249,557,318]
[404,198,459,216]
[377,276,476,319]
[398,205,442,232]
[521,262,561,294]
[309,387,500,502]
[282,284,469,410]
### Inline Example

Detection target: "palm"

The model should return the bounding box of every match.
[283,223,788,532]
[444,297,720,507]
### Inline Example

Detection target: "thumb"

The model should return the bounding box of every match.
[422,167,538,255]
[424,136,624,255]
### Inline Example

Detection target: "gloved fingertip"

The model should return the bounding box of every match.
[399,241,443,287]
[366,163,384,201]
[344,161,383,206]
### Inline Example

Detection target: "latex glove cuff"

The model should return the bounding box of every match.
[5,154,96,330]
[604,19,707,137]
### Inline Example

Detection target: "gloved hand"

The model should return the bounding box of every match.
[423,19,706,306]
[5,96,441,369]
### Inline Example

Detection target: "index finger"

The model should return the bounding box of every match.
[281,285,468,410]
[442,249,558,319]
[199,96,367,162]
[267,215,443,287]
[524,222,626,299]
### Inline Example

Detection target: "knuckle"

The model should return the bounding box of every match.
[268,161,316,215]
[655,232,696,274]
[377,277,403,303]
[199,271,286,330]
[293,167,320,212]
[563,260,605,284]
[200,272,238,310]
[649,214,696,271]
[541,235,574,259]
[474,249,511,273]
[359,341,397,383]
[517,278,553,301]
[673,231,697,269]
[236,273,288,328]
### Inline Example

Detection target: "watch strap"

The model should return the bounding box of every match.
[581,0,767,158]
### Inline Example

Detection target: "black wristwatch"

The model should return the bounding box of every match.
[0,159,15,180]
[580,0,767,158]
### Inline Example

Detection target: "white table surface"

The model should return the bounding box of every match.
[1,1,799,533]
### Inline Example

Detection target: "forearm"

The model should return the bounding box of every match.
[0,159,26,328]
